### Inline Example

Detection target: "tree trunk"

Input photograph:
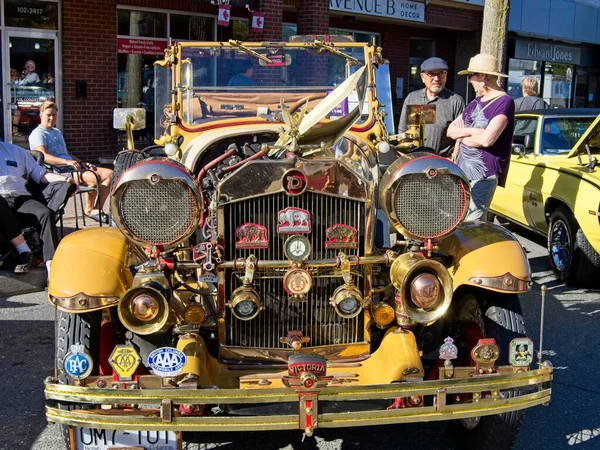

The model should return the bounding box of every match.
[124,11,142,108]
[480,0,509,87]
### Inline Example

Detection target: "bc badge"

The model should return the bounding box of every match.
[63,344,93,380]
[148,347,186,377]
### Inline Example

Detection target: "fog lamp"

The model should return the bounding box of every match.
[228,286,262,321]
[131,294,159,321]
[184,304,206,325]
[330,285,363,319]
[409,273,441,310]
[372,302,395,327]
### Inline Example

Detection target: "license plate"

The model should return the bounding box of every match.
[73,427,179,450]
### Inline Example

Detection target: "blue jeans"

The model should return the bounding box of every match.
[465,175,498,222]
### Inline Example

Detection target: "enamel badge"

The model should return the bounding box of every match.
[439,336,458,361]
[509,337,534,367]
[278,207,311,234]
[325,224,358,249]
[235,222,268,249]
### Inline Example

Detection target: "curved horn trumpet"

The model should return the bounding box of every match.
[390,253,453,326]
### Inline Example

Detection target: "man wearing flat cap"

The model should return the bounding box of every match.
[397,57,465,156]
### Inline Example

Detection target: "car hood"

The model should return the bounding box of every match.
[568,113,600,158]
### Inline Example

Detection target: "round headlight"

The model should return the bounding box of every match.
[229,287,262,321]
[379,153,470,240]
[410,273,441,310]
[111,160,200,247]
[330,285,363,319]
[131,294,159,321]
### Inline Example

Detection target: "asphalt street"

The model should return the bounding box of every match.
[1,223,599,450]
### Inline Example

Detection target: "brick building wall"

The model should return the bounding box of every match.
[59,0,482,159]
[62,0,118,160]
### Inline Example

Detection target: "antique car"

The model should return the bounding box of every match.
[490,108,600,286]
[45,37,552,450]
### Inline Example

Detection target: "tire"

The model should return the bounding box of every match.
[109,149,146,195]
[548,207,600,287]
[55,310,101,448]
[450,291,526,450]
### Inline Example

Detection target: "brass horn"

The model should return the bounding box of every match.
[118,285,170,335]
[390,253,453,326]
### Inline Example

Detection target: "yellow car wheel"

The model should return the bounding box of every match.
[548,207,600,287]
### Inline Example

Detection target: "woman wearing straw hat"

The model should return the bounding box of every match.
[447,53,515,221]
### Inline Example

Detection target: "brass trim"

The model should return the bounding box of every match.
[49,293,120,313]
[45,367,551,431]
[219,342,371,362]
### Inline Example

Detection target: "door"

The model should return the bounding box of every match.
[491,116,540,224]
[3,31,60,148]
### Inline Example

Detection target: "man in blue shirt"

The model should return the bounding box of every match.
[228,60,255,87]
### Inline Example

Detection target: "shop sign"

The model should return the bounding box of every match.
[329,0,425,23]
[515,40,581,65]
[117,38,166,55]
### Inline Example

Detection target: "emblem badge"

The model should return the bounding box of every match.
[325,224,358,249]
[509,337,533,367]
[287,354,327,377]
[439,336,458,361]
[109,345,142,381]
[282,169,307,196]
[63,344,93,380]
[148,347,186,377]
[278,207,311,234]
[283,267,313,298]
[235,223,268,249]
[284,235,311,261]
[198,272,218,283]
[471,338,500,372]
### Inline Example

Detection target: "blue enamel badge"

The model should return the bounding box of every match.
[148,347,186,377]
[63,344,93,380]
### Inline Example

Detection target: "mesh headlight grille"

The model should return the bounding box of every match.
[394,173,468,239]
[119,178,198,245]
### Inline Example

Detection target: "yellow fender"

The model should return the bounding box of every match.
[438,222,531,293]
[48,228,134,301]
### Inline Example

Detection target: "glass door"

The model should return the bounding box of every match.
[3,31,59,148]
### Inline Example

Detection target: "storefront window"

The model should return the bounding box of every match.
[170,14,214,41]
[118,9,167,38]
[508,58,542,99]
[4,0,58,30]
[543,63,573,108]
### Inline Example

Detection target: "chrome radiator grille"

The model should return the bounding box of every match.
[223,191,365,349]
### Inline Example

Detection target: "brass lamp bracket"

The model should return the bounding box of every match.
[337,252,353,285]
[243,255,256,286]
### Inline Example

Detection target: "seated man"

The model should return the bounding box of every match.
[29,101,113,223]
[0,140,77,275]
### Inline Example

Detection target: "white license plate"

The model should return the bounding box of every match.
[74,427,178,450]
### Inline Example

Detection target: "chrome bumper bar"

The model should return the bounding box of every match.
[45,366,552,431]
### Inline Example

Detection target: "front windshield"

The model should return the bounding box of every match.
[180,45,369,127]
[541,117,595,155]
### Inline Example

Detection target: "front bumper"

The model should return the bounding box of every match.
[45,366,552,432]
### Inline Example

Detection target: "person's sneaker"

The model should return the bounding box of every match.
[14,252,37,274]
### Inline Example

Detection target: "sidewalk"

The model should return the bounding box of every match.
[0,197,107,298]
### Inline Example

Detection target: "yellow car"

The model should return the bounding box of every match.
[491,108,600,286]
[45,38,551,450]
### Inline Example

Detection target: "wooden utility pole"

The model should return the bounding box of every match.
[480,0,510,85]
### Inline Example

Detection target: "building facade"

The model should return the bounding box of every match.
[0,0,484,160]
[508,0,600,108]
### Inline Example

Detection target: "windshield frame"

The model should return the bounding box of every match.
[171,41,376,129]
